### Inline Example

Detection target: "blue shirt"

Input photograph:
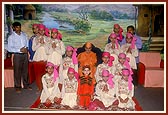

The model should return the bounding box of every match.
[28,35,36,60]
[7,31,29,53]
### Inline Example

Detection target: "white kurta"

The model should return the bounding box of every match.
[32,35,50,61]
[116,79,135,109]
[95,63,115,82]
[61,78,78,108]
[104,43,121,65]
[47,39,65,65]
[40,73,61,103]
[94,80,116,107]
[120,43,138,69]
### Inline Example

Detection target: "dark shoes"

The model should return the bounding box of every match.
[24,86,32,90]
[15,88,21,93]
[16,86,32,93]
[15,86,32,93]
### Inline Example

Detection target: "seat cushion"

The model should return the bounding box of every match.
[144,69,164,87]
[138,62,145,85]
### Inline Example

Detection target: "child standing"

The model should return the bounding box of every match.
[120,25,142,67]
[120,33,138,70]
[47,28,65,65]
[120,33,139,86]
[107,24,124,45]
[120,25,143,87]
[28,23,39,61]
[40,62,62,106]
[115,68,135,110]
[77,65,94,109]
[60,46,78,82]
[61,67,79,108]
[32,24,51,62]
[104,33,121,65]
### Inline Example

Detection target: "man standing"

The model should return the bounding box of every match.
[7,22,32,93]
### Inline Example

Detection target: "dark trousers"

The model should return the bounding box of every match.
[132,63,139,86]
[13,53,29,88]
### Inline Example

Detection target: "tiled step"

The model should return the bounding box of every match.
[149,48,163,52]
[141,37,164,52]
[150,44,164,47]
[141,37,164,41]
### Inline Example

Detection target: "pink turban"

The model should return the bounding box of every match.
[109,32,117,38]
[67,67,79,80]
[118,53,132,71]
[66,46,78,64]
[102,69,114,88]
[66,46,74,51]
[102,52,110,57]
[32,24,39,28]
[51,28,58,33]
[118,52,126,59]
[114,24,123,41]
[122,68,133,90]
[45,28,50,37]
[46,62,58,81]
[102,52,114,67]
[38,24,45,30]
[109,32,120,49]
[119,53,133,89]
[51,28,62,40]
[126,33,137,49]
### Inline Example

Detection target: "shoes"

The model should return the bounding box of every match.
[24,86,32,90]
[16,88,21,93]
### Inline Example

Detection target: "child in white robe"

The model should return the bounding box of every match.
[120,33,138,70]
[115,68,135,110]
[61,67,78,108]
[59,46,78,83]
[32,24,51,61]
[114,53,133,83]
[40,62,62,106]
[95,52,115,82]
[120,33,139,86]
[47,28,65,65]
[105,33,121,65]
[107,24,124,45]
[89,69,116,110]
[95,69,116,106]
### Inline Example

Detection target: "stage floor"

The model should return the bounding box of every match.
[3,81,164,112]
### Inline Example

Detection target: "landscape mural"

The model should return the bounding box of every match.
[4,3,137,50]
[3,2,165,112]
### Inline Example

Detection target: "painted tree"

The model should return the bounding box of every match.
[76,5,89,21]
[74,5,92,34]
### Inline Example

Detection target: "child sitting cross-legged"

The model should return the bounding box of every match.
[61,67,79,109]
[39,62,62,108]
[115,68,135,111]
[88,69,116,111]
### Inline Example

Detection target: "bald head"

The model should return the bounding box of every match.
[84,42,93,53]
